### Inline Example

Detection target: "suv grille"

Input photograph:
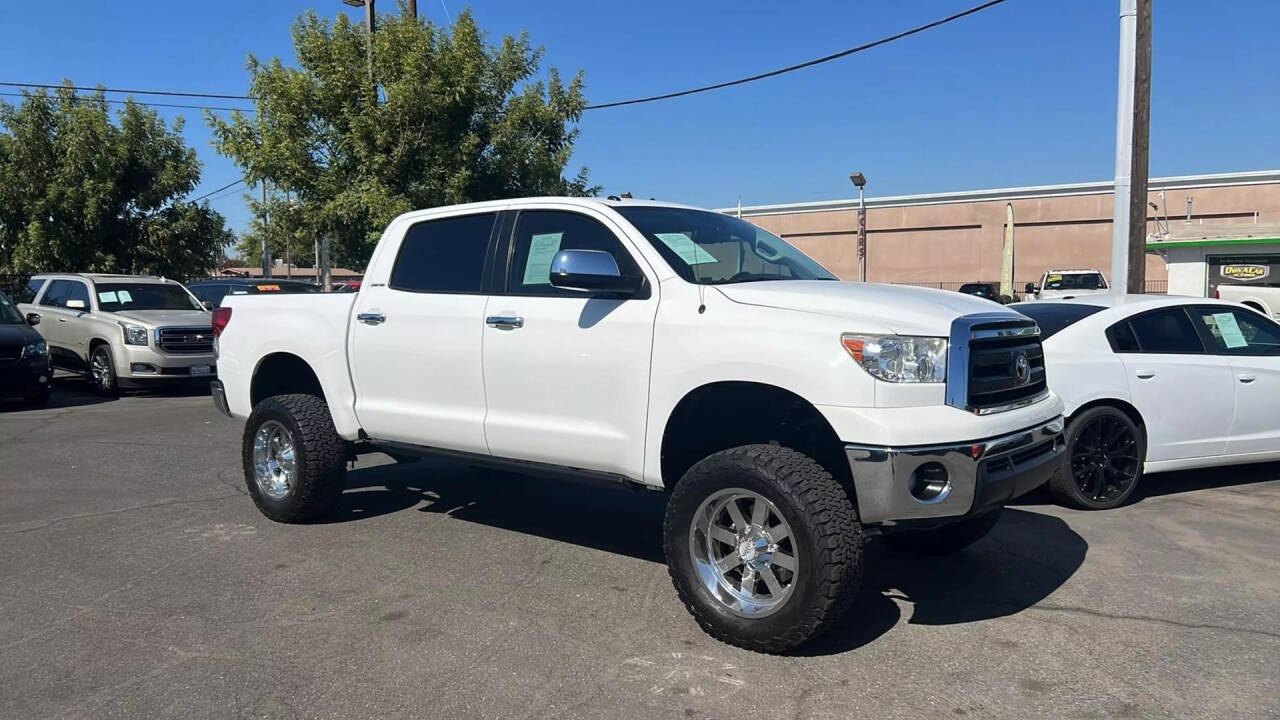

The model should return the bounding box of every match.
[947,316,1047,414]
[157,326,214,355]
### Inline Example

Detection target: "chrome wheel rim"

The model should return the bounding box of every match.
[1071,414,1140,503]
[689,488,798,618]
[92,351,111,390]
[252,420,297,501]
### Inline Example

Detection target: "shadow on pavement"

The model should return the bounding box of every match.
[1133,461,1280,501]
[329,458,1088,655]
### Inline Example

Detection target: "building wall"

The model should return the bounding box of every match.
[736,173,1280,289]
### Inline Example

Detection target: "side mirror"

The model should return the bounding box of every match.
[66,299,87,310]
[1024,282,1036,295]
[25,313,40,326]
[549,250,641,295]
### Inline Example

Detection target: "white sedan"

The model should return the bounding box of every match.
[1014,295,1280,509]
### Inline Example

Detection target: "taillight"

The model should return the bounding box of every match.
[212,307,232,337]
[1213,289,1220,299]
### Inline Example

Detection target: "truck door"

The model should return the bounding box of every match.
[348,211,501,454]
[481,207,659,479]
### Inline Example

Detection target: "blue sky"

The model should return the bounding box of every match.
[2,0,1278,237]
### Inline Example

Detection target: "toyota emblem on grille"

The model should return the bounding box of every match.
[1013,352,1031,385]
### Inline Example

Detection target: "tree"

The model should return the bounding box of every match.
[0,86,235,277]
[208,4,595,270]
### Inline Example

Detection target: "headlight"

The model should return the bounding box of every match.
[23,340,47,358]
[119,322,149,346]
[841,334,947,383]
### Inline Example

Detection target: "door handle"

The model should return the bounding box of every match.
[485,315,524,329]
[357,312,386,325]
[1238,374,1257,384]
[58,317,68,323]
[1134,369,1156,379]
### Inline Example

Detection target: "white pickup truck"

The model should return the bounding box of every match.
[1215,284,1280,320]
[211,197,1065,652]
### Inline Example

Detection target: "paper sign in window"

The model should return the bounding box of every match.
[97,291,117,304]
[523,232,564,285]
[655,232,717,265]
[1212,312,1248,348]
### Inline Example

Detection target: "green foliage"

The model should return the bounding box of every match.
[0,86,234,276]
[236,187,314,268]
[208,5,595,270]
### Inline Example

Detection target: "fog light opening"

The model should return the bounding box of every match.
[909,462,952,503]
[130,363,158,374]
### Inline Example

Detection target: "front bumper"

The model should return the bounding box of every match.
[845,417,1065,524]
[112,343,216,384]
[0,357,53,398]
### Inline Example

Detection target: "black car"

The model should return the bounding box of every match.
[0,291,53,405]
[957,282,999,300]
[186,277,320,308]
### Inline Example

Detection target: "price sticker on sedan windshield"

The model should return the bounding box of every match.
[1212,312,1249,348]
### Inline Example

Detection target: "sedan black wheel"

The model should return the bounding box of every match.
[1049,406,1145,510]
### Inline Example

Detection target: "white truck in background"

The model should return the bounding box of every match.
[1215,284,1280,319]
[210,197,1065,652]
[1025,268,1109,301]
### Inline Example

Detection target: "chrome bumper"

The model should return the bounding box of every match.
[845,417,1065,524]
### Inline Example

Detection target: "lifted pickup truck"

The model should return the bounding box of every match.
[211,197,1065,652]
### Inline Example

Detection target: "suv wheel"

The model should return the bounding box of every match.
[90,345,118,396]
[664,445,862,653]
[1049,406,1145,510]
[881,508,1002,555]
[242,394,347,522]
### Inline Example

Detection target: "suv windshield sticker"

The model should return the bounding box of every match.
[523,232,563,285]
[98,291,118,304]
[655,232,717,265]
[1212,312,1249,348]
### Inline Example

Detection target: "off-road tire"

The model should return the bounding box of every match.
[881,508,1003,555]
[1049,406,1146,510]
[242,393,347,523]
[664,444,862,653]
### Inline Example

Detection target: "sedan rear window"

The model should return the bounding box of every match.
[1014,302,1106,339]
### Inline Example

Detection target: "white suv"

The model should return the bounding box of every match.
[19,274,216,395]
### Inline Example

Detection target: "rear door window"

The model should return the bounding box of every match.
[389,212,497,294]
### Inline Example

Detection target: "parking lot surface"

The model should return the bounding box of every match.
[1,380,1278,719]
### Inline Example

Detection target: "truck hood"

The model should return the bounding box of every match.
[112,309,212,328]
[716,280,1024,336]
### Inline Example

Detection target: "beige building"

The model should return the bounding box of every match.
[727,170,1280,292]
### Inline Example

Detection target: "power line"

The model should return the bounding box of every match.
[583,0,1007,110]
[191,179,246,203]
[0,81,251,100]
[0,91,252,114]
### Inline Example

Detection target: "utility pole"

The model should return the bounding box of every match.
[261,181,272,279]
[407,0,416,18]
[849,172,868,282]
[1109,0,1152,294]
[320,234,333,292]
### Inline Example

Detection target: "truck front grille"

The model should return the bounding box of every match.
[157,326,214,355]
[947,315,1047,414]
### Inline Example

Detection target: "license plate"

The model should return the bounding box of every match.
[190,366,211,377]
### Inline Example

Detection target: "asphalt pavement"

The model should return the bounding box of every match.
[1,378,1277,719]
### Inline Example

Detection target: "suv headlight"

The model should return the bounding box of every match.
[23,340,47,358]
[119,322,149,346]
[842,333,947,383]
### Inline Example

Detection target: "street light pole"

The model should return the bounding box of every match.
[1109,0,1152,294]
[850,172,868,282]
[342,0,375,85]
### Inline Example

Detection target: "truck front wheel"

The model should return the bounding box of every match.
[242,393,347,523]
[664,445,862,653]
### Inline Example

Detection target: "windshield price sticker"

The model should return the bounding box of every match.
[655,232,717,265]
[1212,312,1248,349]
[523,232,563,285]
[97,291,118,303]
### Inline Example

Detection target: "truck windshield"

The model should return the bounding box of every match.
[95,283,203,312]
[1044,273,1106,290]
[0,294,23,324]
[615,207,837,285]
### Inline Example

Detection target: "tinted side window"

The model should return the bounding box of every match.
[40,280,71,307]
[1192,307,1280,356]
[507,211,642,296]
[1108,321,1140,352]
[19,278,45,304]
[390,213,497,294]
[1127,308,1203,353]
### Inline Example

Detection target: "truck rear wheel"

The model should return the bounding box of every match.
[242,393,347,523]
[881,508,1002,555]
[664,444,862,653]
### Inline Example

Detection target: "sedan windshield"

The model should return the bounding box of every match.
[1014,302,1106,338]
[0,294,23,324]
[615,207,836,285]
[96,283,203,312]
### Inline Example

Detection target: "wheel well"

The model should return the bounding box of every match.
[87,338,109,363]
[251,353,325,408]
[1242,301,1267,313]
[660,382,852,494]
[1068,398,1146,439]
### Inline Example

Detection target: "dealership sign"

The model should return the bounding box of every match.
[1220,264,1270,282]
